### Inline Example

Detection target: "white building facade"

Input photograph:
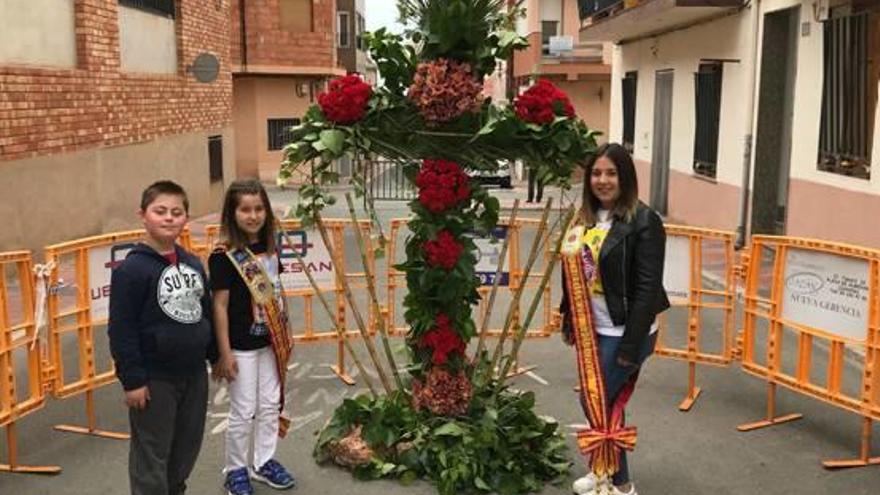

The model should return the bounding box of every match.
[580,0,880,248]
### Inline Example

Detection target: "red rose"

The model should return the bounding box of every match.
[415,159,471,213]
[423,230,463,270]
[317,74,373,124]
[514,79,575,125]
[419,313,466,365]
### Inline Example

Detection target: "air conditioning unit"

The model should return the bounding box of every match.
[548,35,574,56]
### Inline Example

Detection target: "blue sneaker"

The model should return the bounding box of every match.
[224,467,254,495]
[252,459,297,489]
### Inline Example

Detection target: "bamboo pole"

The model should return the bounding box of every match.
[500,206,575,381]
[344,194,404,391]
[314,213,394,394]
[488,198,555,374]
[474,200,521,360]
[275,220,377,396]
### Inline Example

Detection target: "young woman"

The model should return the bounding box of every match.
[561,143,670,495]
[210,180,295,495]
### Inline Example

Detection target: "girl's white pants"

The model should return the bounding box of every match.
[225,346,280,472]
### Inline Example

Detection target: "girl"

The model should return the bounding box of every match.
[210,180,295,495]
[561,143,670,495]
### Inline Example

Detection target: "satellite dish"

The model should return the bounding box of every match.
[188,53,220,83]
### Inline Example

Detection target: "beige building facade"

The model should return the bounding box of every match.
[516,0,613,137]
[581,0,880,247]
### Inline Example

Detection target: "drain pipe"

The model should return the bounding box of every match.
[735,0,760,250]
[239,0,248,70]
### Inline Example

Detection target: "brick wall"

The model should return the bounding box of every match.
[0,0,232,162]
[230,0,336,69]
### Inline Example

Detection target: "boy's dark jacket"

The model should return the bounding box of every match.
[109,243,217,391]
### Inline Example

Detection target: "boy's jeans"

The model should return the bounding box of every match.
[129,367,208,495]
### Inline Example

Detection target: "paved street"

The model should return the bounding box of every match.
[2,182,878,494]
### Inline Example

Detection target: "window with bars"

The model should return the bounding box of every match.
[818,8,878,180]
[338,11,351,48]
[208,135,223,183]
[119,0,175,18]
[693,62,723,179]
[268,119,300,151]
[622,71,638,152]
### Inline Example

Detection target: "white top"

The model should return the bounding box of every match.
[584,210,658,337]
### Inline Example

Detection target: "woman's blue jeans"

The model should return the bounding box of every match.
[596,331,658,486]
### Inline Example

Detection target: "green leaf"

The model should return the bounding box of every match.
[474,476,491,491]
[433,422,466,437]
[319,129,346,155]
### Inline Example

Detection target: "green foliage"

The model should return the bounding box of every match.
[397,0,527,78]
[314,384,571,495]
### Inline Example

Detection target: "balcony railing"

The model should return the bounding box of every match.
[579,0,745,43]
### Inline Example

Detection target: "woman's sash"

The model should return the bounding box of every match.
[226,247,294,437]
[561,226,638,477]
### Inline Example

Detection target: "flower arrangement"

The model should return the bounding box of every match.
[409,59,484,123]
[317,74,373,124]
[515,78,576,124]
[279,2,600,494]
[422,231,463,270]
[415,158,471,213]
[411,367,472,416]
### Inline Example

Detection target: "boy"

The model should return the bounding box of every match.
[109,180,217,495]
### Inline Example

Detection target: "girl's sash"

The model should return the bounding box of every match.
[561,226,638,477]
[226,247,294,438]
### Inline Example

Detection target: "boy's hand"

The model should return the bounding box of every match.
[125,386,150,410]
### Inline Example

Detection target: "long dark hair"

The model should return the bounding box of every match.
[220,180,277,253]
[580,142,639,225]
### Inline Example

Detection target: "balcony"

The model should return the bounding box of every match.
[579,0,745,43]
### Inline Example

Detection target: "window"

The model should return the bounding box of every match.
[268,118,301,151]
[208,136,223,183]
[818,8,878,180]
[622,71,638,152]
[356,13,366,51]
[119,0,175,18]
[280,0,313,32]
[541,21,559,56]
[693,62,723,179]
[338,11,351,48]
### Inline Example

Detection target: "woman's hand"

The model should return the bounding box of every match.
[616,355,637,369]
[561,318,575,346]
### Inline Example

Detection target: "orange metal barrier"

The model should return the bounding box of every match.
[386,217,558,344]
[739,235,880,468]
[44,231,146,440]
[655,225,738,411]
[0,251,60,474]
[203,219,376,385]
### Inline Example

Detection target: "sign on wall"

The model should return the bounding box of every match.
[781,248,870,342]
[276,229,335,291]
[88,242,138,321]
[663,235,691,304]
[473,227,510,287]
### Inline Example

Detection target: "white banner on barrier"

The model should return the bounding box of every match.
[664,235,691,304]
[473,227,510,286]
[277,229,335,291]
[88,241,138,321]
[781,248,870,342]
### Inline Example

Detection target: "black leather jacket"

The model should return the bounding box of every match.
[560,202,671,363]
